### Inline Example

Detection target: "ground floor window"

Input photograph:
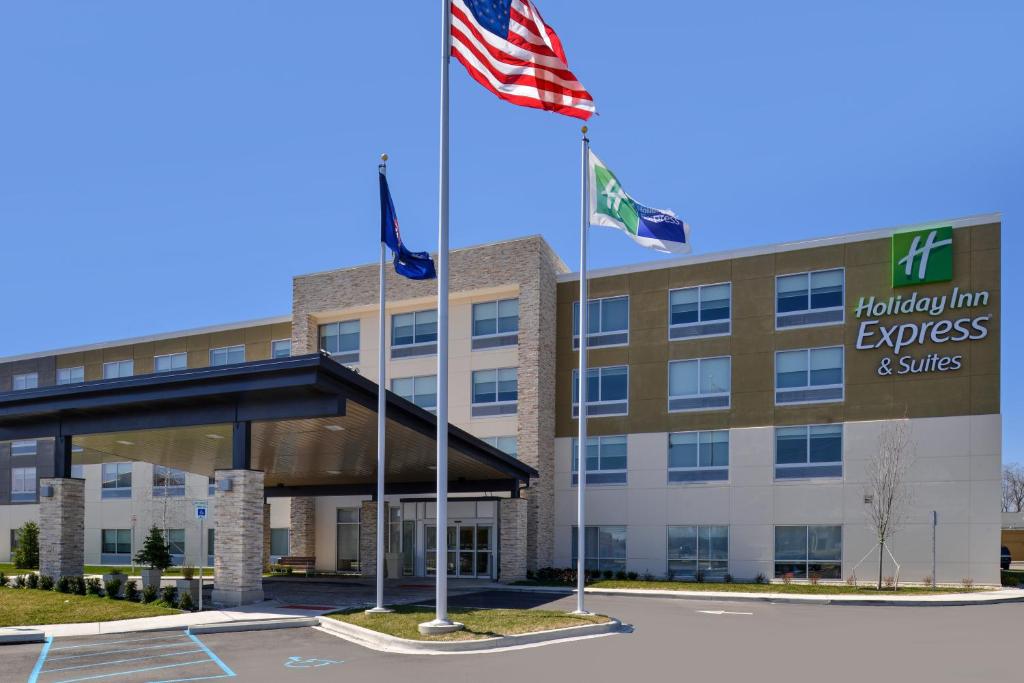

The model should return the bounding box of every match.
[774,525,842,579]
[571,525,627,574]
[101,528,132,564]
[207,529,215,566]
[336,508,360,573]
[667,525,728,580]
[166,529,185,564]
[270,528,289,557]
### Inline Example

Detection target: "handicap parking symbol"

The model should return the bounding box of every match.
[284,656,342,669]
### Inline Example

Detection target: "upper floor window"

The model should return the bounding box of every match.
[669,283,731,339]
[392,375,437,412]
[668,430,729,482]
[775,525,842,579]
[572,365,628,417]
[776,268,844,329]
[471,368,518,417]
[11,440,37,458]
[572,435,627,485]
[481,436,518,458]
[668,357,731,412]
[210,345,245,366]
[271,339,292,359]
[12,372,38,391]
[57,366,85,385]
[154,352,187,373]
[101,462,132,499]
[391,310,437,359]
[775,346,844,405]
[103,359,134,379]
[11,467,36,502]
[775,425,843,479]
[153,465,186,497]
[319,320,359,364]
[472,299,519,350]
[573,296,629,348]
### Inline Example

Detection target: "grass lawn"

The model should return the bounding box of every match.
[516,579,980,595]
[328,605,609,641]
[0,563,201,577]
[0,588,179,627]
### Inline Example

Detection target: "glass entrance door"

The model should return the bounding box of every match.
[424,523,493,578]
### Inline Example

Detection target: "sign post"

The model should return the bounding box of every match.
[195,502,208,611]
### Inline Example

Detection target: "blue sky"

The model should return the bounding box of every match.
[1,2,1020,460]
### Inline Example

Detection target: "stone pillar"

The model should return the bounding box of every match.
[359,501,390,577]
[211,470,265,607]
[39,478,85,581]
[289,496,316,560]
[499,497,528,582]
[263,502,272,570]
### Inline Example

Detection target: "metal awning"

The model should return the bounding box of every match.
[0,353,536,496]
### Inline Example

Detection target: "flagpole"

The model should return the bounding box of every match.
[420,0,461,635]
[367,154,392,615]
[574,125,590,615]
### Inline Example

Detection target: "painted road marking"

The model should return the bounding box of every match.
[42,650,205,674]
[283,657,342,669]
[49,635,185,652]
[47,643,206,662]
[697,610,754,616]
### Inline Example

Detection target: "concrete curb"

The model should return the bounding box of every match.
[188,617,319,635]
[494,584,1024,607]
[0,628,46,645]
[316,615,622,654]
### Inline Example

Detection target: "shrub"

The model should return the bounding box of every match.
[846,573,858,587]
[39,575,54,591]
[641,571,655,582]
[883,575,896,589]
[809,572,821,586]
[134,527,173,571]
[71,576,87,596]
[181,564,196,580]
[724,573,733,584]
[85,577,103,596]
[781,573,792,585]
[55,577,72,594]
[626,571,638,581]
[960,577,974,591]
[269,564,293,576]
[104,578,122,599]
[124,580,139,602]
[14,574,27,588]
[614,570,627,581]
[141,584,159,604]
[754,572,767,585]
[178,592,194,611]
[160,585,178,606]
[602,570,613,580]
[921,575,934,588]
[695,570,705,584]
[26,573,39,589]
[13,522,40,569]
[0,571,6,587]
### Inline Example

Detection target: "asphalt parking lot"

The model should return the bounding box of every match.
[3,591,1022,683]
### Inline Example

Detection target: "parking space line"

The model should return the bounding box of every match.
[50,659,212,683]
[47,642,202,662]
[27,636,54,683]
[49,635,184,652]
[184,633,235,678]
[42,649,204,674]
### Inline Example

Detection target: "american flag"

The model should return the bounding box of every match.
[450,0,595,120]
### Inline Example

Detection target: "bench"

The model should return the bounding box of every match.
[277,556,316,574]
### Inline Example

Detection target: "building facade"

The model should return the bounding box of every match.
[0,216,1003,584]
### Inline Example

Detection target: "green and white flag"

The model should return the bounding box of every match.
[588,150,691,254]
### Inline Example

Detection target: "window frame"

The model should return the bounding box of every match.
[153,352,187,373]
[390,309,438,357]
[318,320,360,363]
[774,346,845,405]
[11,466,37,502]
[56,366,85,385]
[668,282,732,340]
[471,298,520,350]
[209,345,245,367]
[391,374,438,413]
[102,359,134,379]
[271,339,292,359]
[666,525,730,580]
[571,525,627,574]
[152,465,187,497]
[572,365,629,418]
[774,424,844,480]
[571,434,628,486]
[774,524,843,580]
[481,436,518,458]
[572,295,630,349]
[470,367,518,417]
[667,356,732,412]
[10,440,37,458]
[12,372,39,391]
[667,430,730,483]
[101,462,133,499]
[101,528,132,557]
[775,268,845,330]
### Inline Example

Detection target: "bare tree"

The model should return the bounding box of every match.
[864,420,915,590]
[1004,464,1024,513]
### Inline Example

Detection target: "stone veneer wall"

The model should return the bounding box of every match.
[292,236,566,572]
[289,496,317,558]
[263,503,271,570]
[211,469,265,607]
[499,497,528,582]
[358,501,389,578]
[39,478,84,580]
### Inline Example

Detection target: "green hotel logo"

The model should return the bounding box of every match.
[892,226,953,287]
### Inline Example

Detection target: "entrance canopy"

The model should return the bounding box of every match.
[0,353,536,497]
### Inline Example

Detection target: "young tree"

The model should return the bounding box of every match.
[12,521,40,569]
[1002,464,1024,513]
[134,526,173,570]
[864,420,915,590]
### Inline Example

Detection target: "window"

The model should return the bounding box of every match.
[392,375,437,412]
[775,525,842,579]
[471,368,518,417]
[572,435,627,485]
[207,529,215,565]
[472,299,519,349]
[775,346,844,404]
[12,372,38,391]
[153,465,186,496]
[776,268,844,328]
[210,345,245,366]
[481,436,518,458]
[101,529,132,558]
[668,357,731,411]
[667,525,729,580]
[319,320,359,363]
[103,360,133,379]
[154,352,187,373]
[71,464,85,478]
[571,526,627,573]
[57,366,85,385]
[388,506,402,556]
[271,339,292,359]
[573,296,629,348]
[10,529,19,554]
[101,462,132,499]
[391,309,437,358]
[166,529,185,563]
[208,476,216,496]
[572,365,628,417]
[669,284,731,339]
[336,508,361,573]
[11,440,37,458]
[270,528,289,558]
[11,467,36,502]
[668,431,729,482]
[775,425,843,479]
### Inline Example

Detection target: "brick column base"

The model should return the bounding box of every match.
[39,478,85,581]
[211,470,265,607]
[500,497,528,582]
[289,496,316,560]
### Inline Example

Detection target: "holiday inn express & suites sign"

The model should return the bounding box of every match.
[854,226,993,377]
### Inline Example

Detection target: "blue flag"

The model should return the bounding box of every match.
[379,172,436,280]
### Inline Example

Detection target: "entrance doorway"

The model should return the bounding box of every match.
[424,523,493,578]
